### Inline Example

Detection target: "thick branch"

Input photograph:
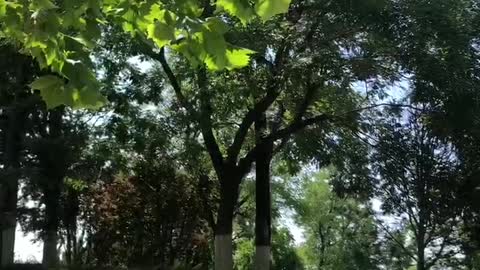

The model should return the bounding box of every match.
[197,68,225,177]
[242,103,421,175]
[226,89,282,163]
[226,43,288,164]
[271,103,423,142]
[157,47,194,112]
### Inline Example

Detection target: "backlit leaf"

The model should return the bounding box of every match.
[147,21,175,48]
[226,48,254,69]
[31,0,57,10]
[254,0,291,21]
[216,0,255,24]
[30,75,68,109]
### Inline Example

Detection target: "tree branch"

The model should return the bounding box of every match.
[378,219,418,262]
[157,47,195,113]
[242,103,422,175]
[270,103,423,143]
[197,68,225,177]
[226,43,289,164]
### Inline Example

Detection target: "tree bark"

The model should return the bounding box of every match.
[416,217,427,270]
[416,239,426,270]
[42,182,61,268]
[42,228,59,268]
[254,115,273,270]
[42,108,64,269]
[1,107,22,267]
[215,176,239,270]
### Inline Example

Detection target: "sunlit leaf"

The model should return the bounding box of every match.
[72,86,107,109]
[147,21,175,48]
[175,0,203,17]
[254,0,291,21]
[226,48,254,69]
[30,75,68,109]
[30,0,57,10]
[216,0,255,24]
[30,75,63,90]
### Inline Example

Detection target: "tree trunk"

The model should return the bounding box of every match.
[1,107,22,267]
[42,186,61,269]
[214,173,240,270]
[416,204,427,270]
[0,213,16,267]
[42,108,64,269]
[254,115,273,270]
[416,244,425,270]
[42,228,59,268]
[0,186,17,267]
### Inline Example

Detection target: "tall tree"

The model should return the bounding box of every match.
[18,106,89,268]
[372,111,462,269]
[0,44,40,266]
[1,1,294,268]
[290,169,380,270]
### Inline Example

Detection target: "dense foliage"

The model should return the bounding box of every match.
[1,0,479,270]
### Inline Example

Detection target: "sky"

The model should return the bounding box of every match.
[15,226,42,263]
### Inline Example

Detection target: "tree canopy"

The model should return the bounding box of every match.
[1,0,479,270]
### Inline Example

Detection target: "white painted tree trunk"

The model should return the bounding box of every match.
[215,234,233,270]
[255,245,270,270]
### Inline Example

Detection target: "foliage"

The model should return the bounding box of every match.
[0,0,292,108]
[89,161,211,268]
[233,179,303,270]
[3,0,480,269]
[371,110,463,269]
[290,169,380,270]
[234,228,303,270]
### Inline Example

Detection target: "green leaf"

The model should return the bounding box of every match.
[30,0,57,10]
[30,75,68,109]
[65,178,88,191]
[30,75,64,90]
[216,0,255,24]
[202,29,228,70]
[0,1,7,17]
[72,86,107,109]
[254,0,291,21]
[84,18,101,40]
[204,17,228,34]
[226,48,254,69]
[61,61,106,109]
[147,21,175,48]
[175,0,203,17]
[144,3,165,23]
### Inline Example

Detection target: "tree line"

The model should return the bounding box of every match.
[0,0,479,269]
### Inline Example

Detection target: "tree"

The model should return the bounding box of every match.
[0,0,292,109]
[235,227,303,270]
[0,43,41,267]
[371,110,462,269]
[1,2,293,269]
[290,169,380,270]
[89,167,210,269]
[17,106,90,268]
[233,178,303,270]
[384,0,480,265]
[4,1,480,270]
